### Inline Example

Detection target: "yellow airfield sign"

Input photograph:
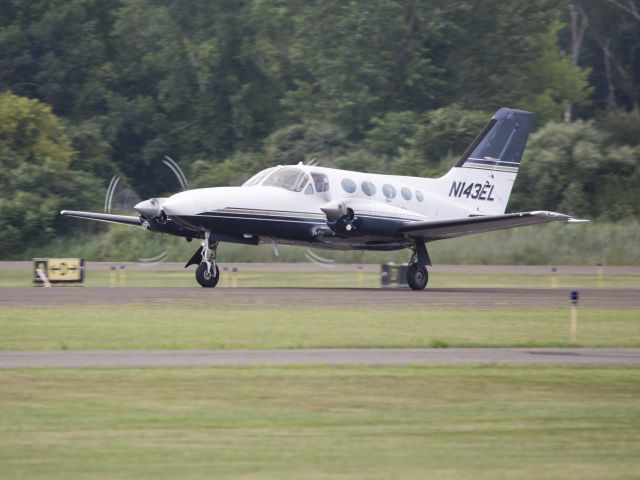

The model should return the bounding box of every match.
[33,258,84,284]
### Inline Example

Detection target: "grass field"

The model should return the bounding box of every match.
[20,220,640,265]
[1,306,639,350]
[2,267,639,288]
[1,366,639,480]
[2,268,639,479]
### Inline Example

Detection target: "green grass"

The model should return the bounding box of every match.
[1,366,639,479]
[1,306,639,350]
[18,219,640,265]
[2,267,639,288]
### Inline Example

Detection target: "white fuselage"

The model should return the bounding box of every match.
[159,163,515,250]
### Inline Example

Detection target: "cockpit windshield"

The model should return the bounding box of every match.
[263,167,309,192]
[242,167,277,187]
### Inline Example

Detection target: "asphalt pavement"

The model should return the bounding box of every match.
[1,286,638,308]
[1,348,639,368]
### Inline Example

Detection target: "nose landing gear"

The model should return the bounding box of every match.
[195,230,220,288]
[196,261,219,288]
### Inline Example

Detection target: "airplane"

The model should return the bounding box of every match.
[61,107,586,290]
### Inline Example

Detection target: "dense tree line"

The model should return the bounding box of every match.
[0,0,639,257]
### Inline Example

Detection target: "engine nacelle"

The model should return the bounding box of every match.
[326,207,360,234]
[320,200,348,221]
[320,199,422,239]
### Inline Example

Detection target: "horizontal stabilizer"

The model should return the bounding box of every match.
[60,210,142,226]
[399,211,587,241]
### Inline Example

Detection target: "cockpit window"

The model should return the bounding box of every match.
[242,167,277,187]
[311,173,330,192]
[263,167,309,192]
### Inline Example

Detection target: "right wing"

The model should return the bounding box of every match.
[399,210,587,241]
[60,210,142,227]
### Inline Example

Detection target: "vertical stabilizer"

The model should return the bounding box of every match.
[439,108,534,215]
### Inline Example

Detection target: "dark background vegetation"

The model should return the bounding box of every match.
[1,0,639,260]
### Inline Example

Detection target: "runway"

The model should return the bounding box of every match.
[1,348,639,368]
[2,261,640,274]
[1,286,638,308]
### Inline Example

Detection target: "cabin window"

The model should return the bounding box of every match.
[263,167,309,192]
[361,181,376,196]
[242,167,277,187]
[382,184,397,199]
[311,173,330,192]
[401,187,412,201]
[415,190,424,202]
[341,178,357,193]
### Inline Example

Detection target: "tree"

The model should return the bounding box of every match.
[563,1,640,114]
[0,0,117,118]
[410,107,488,166]
[0,92,101,257]
[364,111,422,158]
[263,121,352,166]
[279,0,446,136]
[365,107,489,177]
[597,110,640,146]
[510,120,640,219]
[441,0,591,122]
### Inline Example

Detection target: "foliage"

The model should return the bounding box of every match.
[511,120,640,219]
[263,121,352,165]
[278,0,445,134]
[0,91,74,168]
[364,111,422,158]
[20,220,640,266]
[440,2,591,121]
[571,0,640,113]
[519,21,593,121]
[596,110,640,146]
[0,92,102,257]
[0,1,639,258]
[319,106,490,177]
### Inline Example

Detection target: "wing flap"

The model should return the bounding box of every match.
[60,210,142,226]
[399,211,586,241]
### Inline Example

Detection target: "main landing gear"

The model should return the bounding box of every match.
[194,230,219,288]
[407,240,431,291]
[407,263,428,290]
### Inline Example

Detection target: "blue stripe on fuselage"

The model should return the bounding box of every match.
[169,209,408,243]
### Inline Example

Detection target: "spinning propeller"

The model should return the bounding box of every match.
[103,156,189,263]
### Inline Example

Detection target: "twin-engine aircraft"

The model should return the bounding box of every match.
[62,108,586,290]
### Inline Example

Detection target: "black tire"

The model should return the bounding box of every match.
[196,262,220,288]
[407,263,428,291]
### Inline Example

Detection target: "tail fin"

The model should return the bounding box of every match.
[440,108,535,215]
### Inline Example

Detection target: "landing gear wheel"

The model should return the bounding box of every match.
[196,262,220,288]
[407,264,428,291]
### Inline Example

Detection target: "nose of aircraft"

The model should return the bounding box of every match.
[161,195,182,216]
[162,190,206,217]
[134,198,164,218]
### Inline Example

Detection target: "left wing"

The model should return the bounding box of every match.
[399,211,587,241]
[60,210,142,226]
